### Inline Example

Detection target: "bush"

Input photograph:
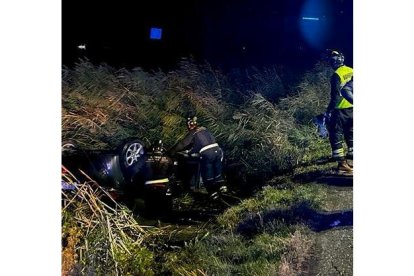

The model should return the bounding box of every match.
[62,59,332,176]
[61,180,156,275]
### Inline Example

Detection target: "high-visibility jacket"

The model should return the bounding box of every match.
[341,77,353,104]
[334,65,353,109]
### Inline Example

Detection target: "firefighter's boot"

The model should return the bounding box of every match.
[338,160,353,173]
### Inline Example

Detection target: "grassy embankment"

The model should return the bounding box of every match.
[62,58,334,275]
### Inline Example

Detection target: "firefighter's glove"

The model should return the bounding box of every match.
[323,112,332,125]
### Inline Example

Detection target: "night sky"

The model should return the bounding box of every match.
[63,0,353,71]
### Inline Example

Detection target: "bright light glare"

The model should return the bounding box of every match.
[302,17,320,21]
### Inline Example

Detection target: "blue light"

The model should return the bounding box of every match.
[299,0,333,49]
[302,17,320,21]
[150,27,162,40]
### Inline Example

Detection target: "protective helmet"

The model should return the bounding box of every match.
[152,140,164,154]
[187,116,198,129]
[326,49,345,68]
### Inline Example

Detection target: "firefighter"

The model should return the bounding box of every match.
[325,49,353,173]
[169,116,227,199]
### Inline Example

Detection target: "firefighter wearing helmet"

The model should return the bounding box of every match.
[169,116,227,200]
[325,49,353,173]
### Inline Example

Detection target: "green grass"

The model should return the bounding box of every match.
[162,232,284,276]
[217,184,326,231]
[158,183,326,275]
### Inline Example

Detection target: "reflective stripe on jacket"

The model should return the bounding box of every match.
[191,127,217,154]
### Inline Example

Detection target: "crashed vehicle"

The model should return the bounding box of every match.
[61,138,221,211]
[62,139,178,209]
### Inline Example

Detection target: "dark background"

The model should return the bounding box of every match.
[62,0,353,71]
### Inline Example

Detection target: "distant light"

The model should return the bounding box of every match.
[300,0,331,49]
[150,27,162,40]
[77,44,86,50]
[302,17,320,21]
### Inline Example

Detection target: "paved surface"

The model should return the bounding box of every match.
[309,179,353,276]
[310,227,353,276]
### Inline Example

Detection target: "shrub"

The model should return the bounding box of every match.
[62,59,332,175]
[61,178,155,275]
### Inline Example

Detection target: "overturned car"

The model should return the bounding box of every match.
[61,138,228,212]
[62,138,175,209]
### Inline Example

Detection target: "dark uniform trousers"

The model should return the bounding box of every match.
[200,147,224,193]
[327,108,353,161]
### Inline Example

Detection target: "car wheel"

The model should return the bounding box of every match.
[62,140,78,154]
[118,139,146,175]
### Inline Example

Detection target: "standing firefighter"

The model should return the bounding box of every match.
[169,116,227,200]
[325,49,353,173]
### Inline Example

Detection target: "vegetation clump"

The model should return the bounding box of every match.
[61,171,155,275]
[63,59,331,180]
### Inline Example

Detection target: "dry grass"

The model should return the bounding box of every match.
[61,169,153,275]
[61,225,81,276]
[63,59,332,174]
[278,229,313,276]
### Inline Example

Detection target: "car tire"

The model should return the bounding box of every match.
[62,140,78,155]
[118,139,146,177]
